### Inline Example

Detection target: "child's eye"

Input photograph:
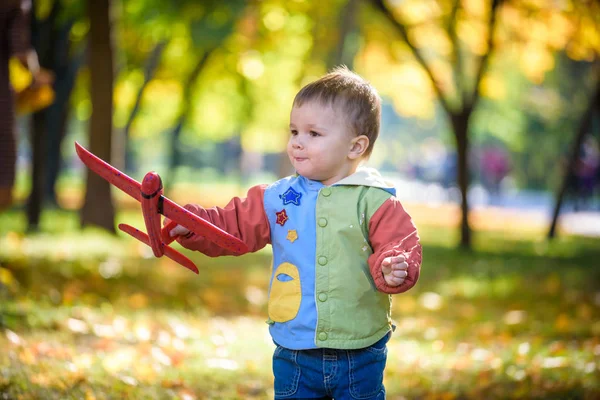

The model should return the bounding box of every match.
[309,130,320,137]
[290,129,298,136]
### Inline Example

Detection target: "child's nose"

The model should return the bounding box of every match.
[292,136,303,149]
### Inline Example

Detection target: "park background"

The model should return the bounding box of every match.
[1,0,600,398]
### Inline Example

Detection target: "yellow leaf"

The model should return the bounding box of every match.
[128,292,149,309]
[18,348,36,365]
[161,378,185,389]
[0,268,17,289]
[481,76,506,100]
[554,314,570,332]
[9,58,32,92]
[520,44,554,84]
[16,85,55,115]
[85,390,97,400]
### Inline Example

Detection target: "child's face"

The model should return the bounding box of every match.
[288,100,357,186]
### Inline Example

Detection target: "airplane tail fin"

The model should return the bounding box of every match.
[118,224,199,274]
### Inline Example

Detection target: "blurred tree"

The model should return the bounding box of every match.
[159,0,326,178]
[548,74,599,238]
[27,0,85,231]
[165,0,247,186]
[80,0,116,232]
[331,0,360,69]
[165,47,216,189]
[111,0,248,181]
[467,1,597,191]
[271,0,359,177]
[548,0,600,238]
[122,40,167,173]
[369,0,504,249]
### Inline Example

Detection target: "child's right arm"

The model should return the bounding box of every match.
[169,184,271,257]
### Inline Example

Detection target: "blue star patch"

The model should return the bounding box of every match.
[280,187,302,206]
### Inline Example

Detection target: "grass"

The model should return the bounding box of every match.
[1,206,599,399]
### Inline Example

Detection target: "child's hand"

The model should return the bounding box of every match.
[163,218,191,237]
[381,255,408,287]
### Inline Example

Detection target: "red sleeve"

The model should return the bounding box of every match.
[176,184,271,257]
[367,197,422,294]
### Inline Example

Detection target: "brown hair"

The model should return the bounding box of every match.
[293,65,381,157]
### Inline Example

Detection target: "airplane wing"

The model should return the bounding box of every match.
[161,197,249,255]
[75,141,249,255]
[75,141,142,202]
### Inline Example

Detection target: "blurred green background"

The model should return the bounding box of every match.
[1,0,600,399]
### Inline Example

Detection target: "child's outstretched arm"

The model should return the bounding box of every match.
[168,184,271,257]
[367,197,422,294]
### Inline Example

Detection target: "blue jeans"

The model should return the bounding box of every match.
[273,333,390,400]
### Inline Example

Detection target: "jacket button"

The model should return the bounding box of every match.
[318,332,327,341]
[318,218,327,227]
[321,188,331,197]
[318,256,327,266]
[318,293,328,302]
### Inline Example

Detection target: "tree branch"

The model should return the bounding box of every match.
[370,0,455,115]
[447,0,464,108]
[548,72,600,238]
[467,0,503,110]
[124,40,168,138]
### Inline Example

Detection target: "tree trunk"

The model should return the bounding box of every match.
[330,0,360,69]
[452,110,472,248]
[28,2,82,218]
[26,0,58,230]
[45,45,86,206]
[26,114,46,230]
[369,0,503,251]
[81,0,116,232]
[548,81,600,239]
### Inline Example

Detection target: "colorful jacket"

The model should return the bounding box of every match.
[177,168,422,350]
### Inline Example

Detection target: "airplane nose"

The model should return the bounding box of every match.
[141,172,163,198]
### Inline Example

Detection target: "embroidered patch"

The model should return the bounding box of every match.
[275,209,289,226]
[268,262,301,322]
[279,187,302,206]
[286,229,298,243]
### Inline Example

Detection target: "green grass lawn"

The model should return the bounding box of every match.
[1,208,599,399]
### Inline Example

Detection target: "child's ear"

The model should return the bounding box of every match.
[349,135,369,160]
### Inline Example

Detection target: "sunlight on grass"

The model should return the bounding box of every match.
[1,309,276,399]
[1,206,600,398]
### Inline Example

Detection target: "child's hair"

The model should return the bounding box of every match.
[293,65,381,157]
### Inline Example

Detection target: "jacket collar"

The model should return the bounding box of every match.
[334,167,396,196]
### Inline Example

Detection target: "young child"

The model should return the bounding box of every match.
[169,66,422,399]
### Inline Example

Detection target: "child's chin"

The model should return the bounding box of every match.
[300,173,322,182]
[294,166,309,176]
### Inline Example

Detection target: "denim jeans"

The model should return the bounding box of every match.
[272,332,390,400]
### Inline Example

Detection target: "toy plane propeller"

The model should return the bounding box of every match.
[74,141,249,274]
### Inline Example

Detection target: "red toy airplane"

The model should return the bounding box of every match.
[74,141,249,274]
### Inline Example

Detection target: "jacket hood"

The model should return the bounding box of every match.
[334,167,396,196]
